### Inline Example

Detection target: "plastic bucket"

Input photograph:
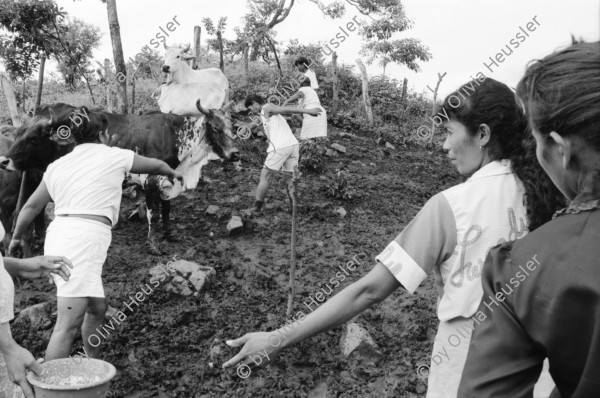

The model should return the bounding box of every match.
[26,358,116,398]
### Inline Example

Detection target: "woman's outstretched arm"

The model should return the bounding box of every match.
[223,262,401,369]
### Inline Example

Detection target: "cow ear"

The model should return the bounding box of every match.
[221,101,235,113]
[49,127,76,146]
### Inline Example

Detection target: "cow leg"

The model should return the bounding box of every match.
[145,176,163,255]
[161,199,179,242]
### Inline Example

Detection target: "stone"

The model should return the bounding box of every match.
[205,205,219,215]
[14,302,53,330]
[331,143,346,153]
[335,207,347,218]
[325,149,338,157]
[227,216,244,235]
[339,322,382,363]
[149,260,216,296]
[385,142,396,150]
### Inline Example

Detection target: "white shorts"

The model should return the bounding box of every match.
[264,145,299,173]
[44,217,112,298]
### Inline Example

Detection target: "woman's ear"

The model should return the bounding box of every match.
[549,131,572,170]
[478,123,491,147]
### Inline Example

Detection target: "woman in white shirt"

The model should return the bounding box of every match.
[9,109,183,362]
[223,78,565,397]
[284,79,327,140]
[1,222,72,398]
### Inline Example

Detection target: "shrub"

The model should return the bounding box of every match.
[326,170,357,201]
[299,140,327,173]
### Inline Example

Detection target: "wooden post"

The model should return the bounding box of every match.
[217,30,224,72]
[356,58,373,125]
[401,77,408,106]
[332,52,339,115]
[193,26,202,70]
[286,167,299,318]
[430,72,447,144]
[34,54,46,112]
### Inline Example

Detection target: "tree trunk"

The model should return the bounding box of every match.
[193,26,202,70]
[265,36,282,77]
[104,59,114,112]
[21,81,26,113]
[243,43,249,85]
[217,30,224,72]
[106,0,128,114]
[401,77,408,105]
[430,72,447,143]
[83,73,96,105]
[332,52,339,115]
[0,75,22,127]
[34,55,45,111]
[356,58,373,125]
[130,76,136,114]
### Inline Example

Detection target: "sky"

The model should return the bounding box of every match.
[1,0,599,98]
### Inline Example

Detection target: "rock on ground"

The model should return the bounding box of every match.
[205,205,219,215]
[14,302,53,330]
[227,215,244,235]
[340,322,382,363]
[331,143,347,153]
[149,260,216,296]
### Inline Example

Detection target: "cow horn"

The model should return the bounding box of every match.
[196,99,212,117]
[163,40,169,50]
[183,43,190,52]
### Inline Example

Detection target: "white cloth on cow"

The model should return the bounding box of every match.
[260,108,298,153]
[298,87,327,140]
[43,144,134,227]
[45,217,111,298]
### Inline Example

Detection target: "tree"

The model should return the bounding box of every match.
[358,0,431,75]
[0,0,65,110]
[245,0,345,61]
[55,18,102,90]
[202,17,227,71]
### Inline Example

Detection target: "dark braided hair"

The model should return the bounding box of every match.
[440,78,565,230]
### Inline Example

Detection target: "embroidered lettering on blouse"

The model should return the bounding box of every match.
[450,224,483,288]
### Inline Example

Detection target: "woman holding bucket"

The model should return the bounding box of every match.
[223,77,565,397]
[1,220,72,398]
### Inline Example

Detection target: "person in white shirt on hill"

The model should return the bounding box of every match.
[225,78,565,397]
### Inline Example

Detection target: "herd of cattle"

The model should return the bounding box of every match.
[0,44,246,256]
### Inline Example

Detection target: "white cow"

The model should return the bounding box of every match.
[161,43,228,107]
[156,44,237,191]
[155,81,227,116]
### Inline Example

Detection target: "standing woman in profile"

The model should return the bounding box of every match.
[223,78,565,397]
[459,40,600,398]
[8,109,183,362]
[283,78,328,141]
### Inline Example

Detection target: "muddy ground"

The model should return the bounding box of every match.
[11,126,462,397]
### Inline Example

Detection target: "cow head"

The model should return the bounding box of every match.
[0,106,107,172]
[195,99,240,163]
[162,43,193,74]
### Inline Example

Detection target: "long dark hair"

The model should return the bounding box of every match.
[440,78,565,230]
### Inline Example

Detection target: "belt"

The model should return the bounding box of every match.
[58,214,112,226]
